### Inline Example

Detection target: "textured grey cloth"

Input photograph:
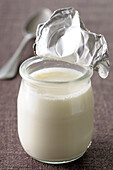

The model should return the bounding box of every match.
[0,0,113,169]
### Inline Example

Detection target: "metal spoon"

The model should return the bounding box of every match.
[0,8,52,79]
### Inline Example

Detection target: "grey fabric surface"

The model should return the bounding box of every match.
[0,0,113,169]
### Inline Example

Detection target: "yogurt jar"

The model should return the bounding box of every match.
[17,56,94,164]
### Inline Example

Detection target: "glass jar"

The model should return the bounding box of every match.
[17,56,94,164]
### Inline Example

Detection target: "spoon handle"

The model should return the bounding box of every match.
[0,33,35,79]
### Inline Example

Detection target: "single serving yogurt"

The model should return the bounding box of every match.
[17,58,94,164]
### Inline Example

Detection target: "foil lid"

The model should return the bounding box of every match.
[34,7,110,78]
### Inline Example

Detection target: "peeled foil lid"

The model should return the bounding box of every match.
[34,7,110,78]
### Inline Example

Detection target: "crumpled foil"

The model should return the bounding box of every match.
[34,7,110,78]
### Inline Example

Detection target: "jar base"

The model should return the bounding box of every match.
[36,152,85,164]
[25,141,92,164]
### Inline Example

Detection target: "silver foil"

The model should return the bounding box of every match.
[34,7,110,78]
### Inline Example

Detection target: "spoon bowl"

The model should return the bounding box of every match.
[25,8,52,35]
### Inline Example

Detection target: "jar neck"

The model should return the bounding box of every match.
[20,56,93,86]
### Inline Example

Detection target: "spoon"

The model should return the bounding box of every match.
[0,8,52,79]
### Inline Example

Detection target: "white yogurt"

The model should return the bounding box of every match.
[17,67,94,163]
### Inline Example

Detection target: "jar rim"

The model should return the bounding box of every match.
[19,56,93,84]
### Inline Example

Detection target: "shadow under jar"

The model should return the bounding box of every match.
[17,56,94,164]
